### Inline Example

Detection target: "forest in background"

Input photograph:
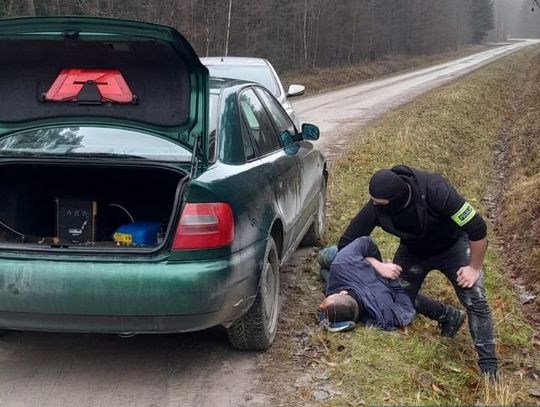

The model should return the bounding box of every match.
[0,0,538,70]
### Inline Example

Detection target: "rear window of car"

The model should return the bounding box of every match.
[0,127,192,162]
[206,65,280,97]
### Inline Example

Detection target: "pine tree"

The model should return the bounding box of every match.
[471,0,495,42]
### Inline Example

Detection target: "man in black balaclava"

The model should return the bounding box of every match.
[337,165,497,378]
[369,170,410,213]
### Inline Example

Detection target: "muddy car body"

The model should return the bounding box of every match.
[0,17,326,350]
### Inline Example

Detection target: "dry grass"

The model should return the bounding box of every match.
[281,45,494,97]
[480,374,522,406]
[316,46,540,405]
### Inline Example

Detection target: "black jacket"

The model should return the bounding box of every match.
[338,165,487,254]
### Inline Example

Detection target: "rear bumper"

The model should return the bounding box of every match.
[0,311,235,334]
[0,241,266,333]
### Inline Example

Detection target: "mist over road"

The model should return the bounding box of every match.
[0,40,538,407]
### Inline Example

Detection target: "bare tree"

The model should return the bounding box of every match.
[224,0,232,56]
[0,0,503,70]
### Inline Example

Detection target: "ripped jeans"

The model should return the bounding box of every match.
[394,237,498,373]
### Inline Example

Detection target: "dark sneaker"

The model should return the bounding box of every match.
[439,307,466,338]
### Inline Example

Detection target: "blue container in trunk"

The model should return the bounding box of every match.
[113,222,161,246]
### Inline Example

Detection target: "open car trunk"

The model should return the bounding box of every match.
[0,17,210,168]
[0,38,190,127]
[0,160,188,254]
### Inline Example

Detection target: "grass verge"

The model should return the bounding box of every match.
[498,51,540,306]
[318,46,540,405]
[281,44,494,97]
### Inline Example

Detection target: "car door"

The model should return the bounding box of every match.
[253,87,321,240]
[238,88,301,253]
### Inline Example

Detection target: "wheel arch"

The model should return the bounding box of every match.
[269,218,284,261]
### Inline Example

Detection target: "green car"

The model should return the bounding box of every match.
[0,17,327,350]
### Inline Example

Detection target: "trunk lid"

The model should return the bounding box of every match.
[0,17,209,169]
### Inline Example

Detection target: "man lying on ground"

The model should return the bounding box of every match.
[318,236,416,331]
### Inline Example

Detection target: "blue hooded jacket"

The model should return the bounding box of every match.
[326,237,416,330]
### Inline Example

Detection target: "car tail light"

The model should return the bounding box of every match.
[172,203,234,250]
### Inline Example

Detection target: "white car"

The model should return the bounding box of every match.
[201,57,305,128]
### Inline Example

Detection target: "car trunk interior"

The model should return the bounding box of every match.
[0,161,188,252]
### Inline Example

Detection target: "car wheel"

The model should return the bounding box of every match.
[0,330,7,337]
[227,237,280,351]
[301,177,327,246]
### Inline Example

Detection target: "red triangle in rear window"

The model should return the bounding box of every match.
[44,69,135,104]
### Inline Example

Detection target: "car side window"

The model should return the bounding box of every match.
[240,115,257,161]
[239,89,281,156]
[255,87,295,136]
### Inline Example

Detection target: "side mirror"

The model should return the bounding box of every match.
[287,84,305,98]
[301,123,320,141]
[280,130,299,155]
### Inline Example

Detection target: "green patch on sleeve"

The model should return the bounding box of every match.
[451,202,476,227]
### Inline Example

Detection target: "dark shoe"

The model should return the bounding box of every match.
[439,307,466,338]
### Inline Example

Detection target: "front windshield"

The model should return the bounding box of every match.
[0,127,192,162]
[206,65,280,97]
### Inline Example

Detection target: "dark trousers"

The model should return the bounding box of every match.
[394,238,498,372]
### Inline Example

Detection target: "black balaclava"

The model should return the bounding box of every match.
[368,169,409,214]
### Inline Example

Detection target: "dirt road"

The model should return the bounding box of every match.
[294,40,539,160]
[0,329,268,406]
[0,40,537,407]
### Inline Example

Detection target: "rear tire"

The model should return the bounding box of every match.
[227,237,280,350]
[301,177,327,246]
